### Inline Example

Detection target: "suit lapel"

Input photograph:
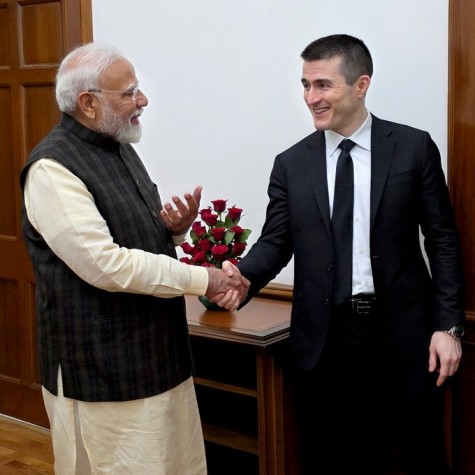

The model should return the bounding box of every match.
[304,131,332,238]
[370,116,396,229]
[303,118,395,237]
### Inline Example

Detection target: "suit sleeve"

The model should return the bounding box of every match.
[238,155,294,298]
[419,132,465,327]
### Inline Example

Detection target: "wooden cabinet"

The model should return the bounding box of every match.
[451,321,475,474]
[185,295,297,475]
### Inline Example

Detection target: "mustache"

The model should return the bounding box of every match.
[132,108,144,119]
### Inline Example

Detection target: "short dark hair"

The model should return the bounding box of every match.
[301,34,373,85]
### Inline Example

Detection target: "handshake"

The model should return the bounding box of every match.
[205,261,250,312]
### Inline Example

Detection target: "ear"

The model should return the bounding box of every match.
[77,91,98,119]
[356,75,371,98]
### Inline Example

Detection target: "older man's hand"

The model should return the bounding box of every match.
[205,261,250,311]
[160,185,202,235]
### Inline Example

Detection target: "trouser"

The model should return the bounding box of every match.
[42,370,207,475]
[289,300,449,475]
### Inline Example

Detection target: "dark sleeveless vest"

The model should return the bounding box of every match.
[20,114,193,402]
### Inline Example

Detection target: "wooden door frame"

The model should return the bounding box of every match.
[447,1,475,473]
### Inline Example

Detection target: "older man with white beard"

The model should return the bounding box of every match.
[19,43,249,475]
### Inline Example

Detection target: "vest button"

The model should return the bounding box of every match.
[152,210,158,218]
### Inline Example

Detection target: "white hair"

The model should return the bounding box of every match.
[55,43,127,113]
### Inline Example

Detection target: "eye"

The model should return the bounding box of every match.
[316,81,330,90]
[124,86,140,101]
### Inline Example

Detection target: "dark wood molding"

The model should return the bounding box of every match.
[258,283,293,301]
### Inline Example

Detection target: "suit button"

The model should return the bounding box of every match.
[327,264,333,271]
[324,298,330,306]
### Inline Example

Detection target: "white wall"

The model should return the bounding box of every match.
[92,0,449,285]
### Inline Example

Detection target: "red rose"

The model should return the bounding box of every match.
[179,257,192,264]
[211,199,227,213]
[211,227,226,241]
[197,239,212,252]
[230,225,243,237]
[199,207,214,222]
[211,244,229,260]
[192,251,207,264]
[232,242,247,256]
[199,207,211,217]
[191,246,202,256]
[227,207,243,222]
[192,221,207,238]
[202,213,218,226]
[181,242,195,255]
[225,258,239,265]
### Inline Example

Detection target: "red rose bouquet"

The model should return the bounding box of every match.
[179,199,252,269]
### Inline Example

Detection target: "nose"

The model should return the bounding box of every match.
[305,86,321,105]
[136,89,148,107]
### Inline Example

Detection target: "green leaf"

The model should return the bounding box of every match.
[238,229,252,242]
[224,230,235,245]
[225,215,240,227]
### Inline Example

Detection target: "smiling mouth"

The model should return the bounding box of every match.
[312,106,330,114]
[131,110,143,122]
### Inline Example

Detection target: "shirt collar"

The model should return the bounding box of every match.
[325,111,372,157]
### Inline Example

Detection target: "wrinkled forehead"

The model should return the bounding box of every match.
[99,59,138,89]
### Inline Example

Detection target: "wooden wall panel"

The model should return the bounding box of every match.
[0,280,21,380]
[0,86,16,236]
[0,5,8,67]
[23,85,61,154]
[20,2,63,66]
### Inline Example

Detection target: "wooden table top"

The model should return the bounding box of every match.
[185,295,292,347]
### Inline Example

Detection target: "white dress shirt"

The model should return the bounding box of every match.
[325,112,375,295]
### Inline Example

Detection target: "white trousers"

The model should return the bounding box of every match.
[42,371,207,475]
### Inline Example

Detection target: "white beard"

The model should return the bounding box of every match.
[99,102,143,144]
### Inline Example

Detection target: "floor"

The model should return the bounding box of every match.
[0,415,54,474]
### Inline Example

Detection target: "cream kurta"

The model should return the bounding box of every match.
[25,159,209,297]
[25,158,208,475]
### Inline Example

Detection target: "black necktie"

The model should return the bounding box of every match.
[332,139,356,305]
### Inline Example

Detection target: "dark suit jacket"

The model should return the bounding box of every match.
[238,114,465,370]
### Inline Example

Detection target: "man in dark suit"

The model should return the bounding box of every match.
[232,34,465,474]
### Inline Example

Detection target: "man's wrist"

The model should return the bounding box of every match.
[444,324,465,340]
